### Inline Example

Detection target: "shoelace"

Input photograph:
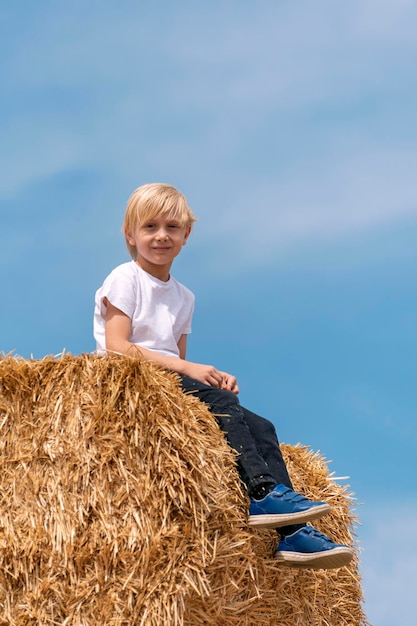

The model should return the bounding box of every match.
[302,527,328,540]
[272,487,308,503]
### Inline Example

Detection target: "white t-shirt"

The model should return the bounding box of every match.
[94,261,195,358]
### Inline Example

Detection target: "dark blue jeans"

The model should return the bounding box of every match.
[179,375,293,495]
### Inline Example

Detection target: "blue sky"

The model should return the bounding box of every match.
[2,1,417,623]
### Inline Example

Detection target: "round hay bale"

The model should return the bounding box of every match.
[0,354,369,625]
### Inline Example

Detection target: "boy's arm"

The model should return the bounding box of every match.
[104,300,238,391]
[177,333,188,360]
[177,333,239,393]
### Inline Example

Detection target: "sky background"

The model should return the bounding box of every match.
[1,1,417,623]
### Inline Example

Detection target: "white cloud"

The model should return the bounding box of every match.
[164,0,417,111]
[1,0,417,258]
[0,122,83,199]
[207,145,417,254]
[354,0,417,40]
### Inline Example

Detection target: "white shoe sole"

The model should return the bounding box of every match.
[275,546,354,569]
[248,502,331,529]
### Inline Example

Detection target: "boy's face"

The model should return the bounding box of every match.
[125,213,191,280]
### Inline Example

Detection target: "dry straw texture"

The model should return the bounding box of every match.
[0,354,369,625]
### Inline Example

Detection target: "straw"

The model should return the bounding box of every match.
[0,354,370,625]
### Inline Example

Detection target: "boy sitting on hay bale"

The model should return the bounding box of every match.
[93,183,354,570]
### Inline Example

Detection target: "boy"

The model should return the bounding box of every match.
[94,183,354,569]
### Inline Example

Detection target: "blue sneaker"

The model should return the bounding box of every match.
[248,484,330,528]
[275,526,354,569]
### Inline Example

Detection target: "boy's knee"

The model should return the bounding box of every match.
[218,388,240,406]
[205,387,240,412]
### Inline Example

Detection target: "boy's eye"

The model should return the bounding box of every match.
[142,222,181,230]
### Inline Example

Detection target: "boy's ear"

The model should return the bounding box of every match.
[182,225,192,246]
[124,228,135,245]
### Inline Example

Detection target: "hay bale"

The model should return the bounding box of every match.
[0,354,369,625]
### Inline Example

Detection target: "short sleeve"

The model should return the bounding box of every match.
[93,263,139,352]
[99,264,138,319]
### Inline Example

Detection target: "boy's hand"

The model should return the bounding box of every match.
[220,371,239,394]
[182,363,239,393]
[183,363,225,388]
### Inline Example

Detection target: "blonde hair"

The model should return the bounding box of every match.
[122,183,197,259]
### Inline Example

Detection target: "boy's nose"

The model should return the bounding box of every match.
[155,228,169,240]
